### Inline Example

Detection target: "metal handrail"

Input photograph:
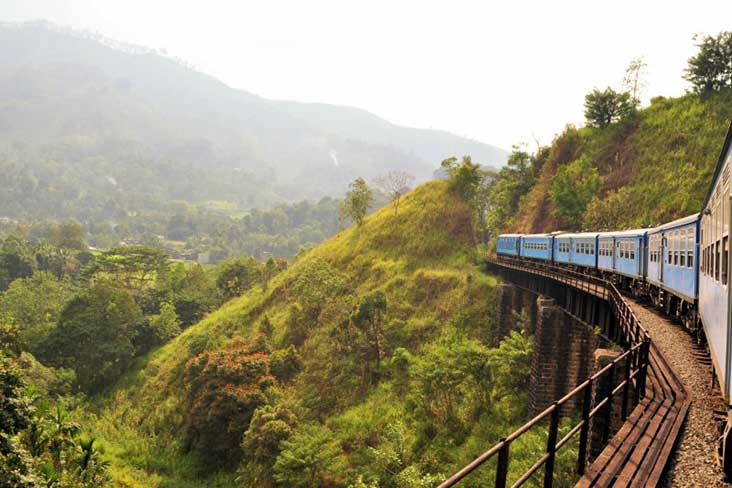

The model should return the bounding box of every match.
[439,256,651,488]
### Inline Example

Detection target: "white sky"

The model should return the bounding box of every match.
[4,0,732,151]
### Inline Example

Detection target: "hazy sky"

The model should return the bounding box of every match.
[4,0,732,151]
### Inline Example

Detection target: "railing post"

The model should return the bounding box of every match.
[639,339,650,398]
[496,442,510,488]
[632,347,641,406]
[621,351,632,420]
[544,405,560,488]
[577,380,593,475]
[602,363,616,443]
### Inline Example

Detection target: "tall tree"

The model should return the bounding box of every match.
[684,31,732,93]
[85,246,169,294]
[622,57,648,106]
[40,283,142,393]
[584,88,635,128]
[440,156,484,202]
[339,178,374,227]
[373,171,415,216]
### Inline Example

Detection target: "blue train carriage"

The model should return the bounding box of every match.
[496,234,522,257]
[599,229,649,291]
[519,233,554,262]
[698,123,732,405]
[561,232,599,269]
[646,214,700,324]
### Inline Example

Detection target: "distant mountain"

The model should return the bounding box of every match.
[0,22,507,220]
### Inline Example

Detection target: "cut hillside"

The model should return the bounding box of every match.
[81,181,541,487]
[509,89,732,233]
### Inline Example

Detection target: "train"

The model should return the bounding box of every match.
[496,123,732,413]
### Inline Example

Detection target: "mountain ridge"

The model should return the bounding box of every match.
[0,21,507,218]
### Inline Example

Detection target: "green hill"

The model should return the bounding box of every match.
[80,181,541,487]
[500,89,732,234]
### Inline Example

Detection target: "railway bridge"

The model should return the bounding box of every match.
[440,256,690,488]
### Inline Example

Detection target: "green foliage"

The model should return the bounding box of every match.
[155,263,220,327]
[183,337,273,466]
[340,177,374,226]
[336,291,388,386]
[270,346,303,382]
[135,303,182,353]
[485,146,536,236]
[684,31,732,94]
[40,283,142,393]
[549,156,603,225]
[50,221,87,251]
[272,424,347,488]
[441,156,484,202]
[583,87,635,128]
[215,256,262,301]
[239,404,298,485]
[85,246,169,295]
[0,354,108,487]
[0,235,36,291]
[0,272,71,352]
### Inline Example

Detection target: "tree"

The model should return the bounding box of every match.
[373,171,416,216]
[583,87,635,128]
[0,235,36,291]
[183,337,273,465]
[0,272,70,352]
[273,424,347,487]
[135,302,181,352]
[622,57,648,106]
[549,156,604,224]
[39,283,142,393]
[50,221,87,251]
[240,404,298,484]
[86,246,169,294]
[340,291,388,386]
[440,156,483,202]
[339,177,374,226]
[684,31,732,93]
[216,256,262,300]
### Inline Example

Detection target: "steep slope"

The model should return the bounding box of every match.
[509,90,732,233]
[0,22,507,219]
[82,181,514,487]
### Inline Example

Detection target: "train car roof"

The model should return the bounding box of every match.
[521,233,553,238]
[597,229,649,238]
[649,213,700,233]
[498,233,523,238]
[556,232,600,239]
[702,121,732,209]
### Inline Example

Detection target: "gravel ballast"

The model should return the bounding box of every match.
[627,298,729,487]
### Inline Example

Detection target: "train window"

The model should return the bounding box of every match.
[724,237,729,285]
[668,236,672,263]
[687,229,694,268]
[716,241,721,281]
[679,231,687,267]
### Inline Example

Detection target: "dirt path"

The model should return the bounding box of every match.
[627,298,728,487]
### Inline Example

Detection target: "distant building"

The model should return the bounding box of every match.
[197,252,210,264]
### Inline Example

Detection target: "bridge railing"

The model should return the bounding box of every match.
[439,256,651,488]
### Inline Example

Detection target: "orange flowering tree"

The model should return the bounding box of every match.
[183,335,274,464]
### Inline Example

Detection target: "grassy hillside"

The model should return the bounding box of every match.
[80,181,544,487]
[507,89,732,233]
